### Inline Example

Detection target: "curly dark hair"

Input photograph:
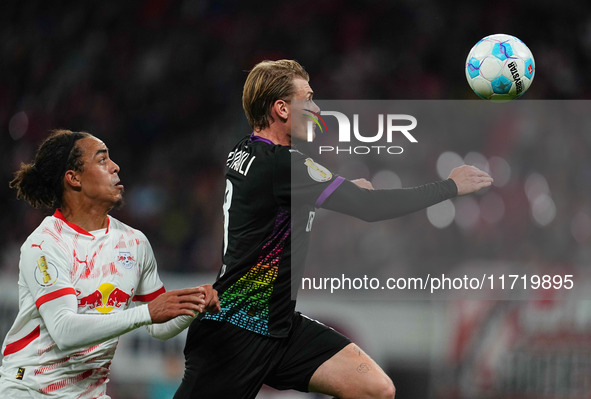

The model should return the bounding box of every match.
[9,129,91,209]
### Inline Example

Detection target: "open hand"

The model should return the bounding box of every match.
[448,165,493,196]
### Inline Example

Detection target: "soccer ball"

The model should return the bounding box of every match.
[465,34,535,100]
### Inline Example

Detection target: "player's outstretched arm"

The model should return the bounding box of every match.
[145,285,220,340]
[39,294,153,351]
[448,165,493,195]
[38,287,219,350]
[321,165,491,222]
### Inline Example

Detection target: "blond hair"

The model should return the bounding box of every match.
[242,59,310,130]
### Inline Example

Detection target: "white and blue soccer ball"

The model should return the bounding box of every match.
[465,34,535,100]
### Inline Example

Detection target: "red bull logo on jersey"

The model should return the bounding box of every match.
[117,251,136,269]
[77,283,132,313]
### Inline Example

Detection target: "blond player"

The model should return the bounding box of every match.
[0,130,220,398]
[174,60,493,399]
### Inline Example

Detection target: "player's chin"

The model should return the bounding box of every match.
[113,195,125,210]
[293,129,313,143]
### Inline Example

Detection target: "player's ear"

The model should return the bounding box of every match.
[272,99,289,123]
[64,170,82,189]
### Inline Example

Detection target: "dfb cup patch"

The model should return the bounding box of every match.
[35,256,58,287]
[304,158,332,182]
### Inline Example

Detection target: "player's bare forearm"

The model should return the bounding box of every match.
[448,165,493,196]
[148,287,207,323]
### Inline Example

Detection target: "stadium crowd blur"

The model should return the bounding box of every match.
[4,1,591,398]
[2,1,591,279]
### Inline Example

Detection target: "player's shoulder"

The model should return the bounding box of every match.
[232,135,293,167]
[107,216,148,241]
[234,134,292,155]
[23,214,62,242]
[276,146,334,175]
[247,137,288,156]
[275,145,298,158]
[286,147,308,160]
[21,215,69,256]
[285,147,329,171]
[267,146,308,175]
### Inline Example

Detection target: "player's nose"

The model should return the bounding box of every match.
[310,100,320,113]
[111,159,120,173]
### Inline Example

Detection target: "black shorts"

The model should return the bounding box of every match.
[173,312,351,399]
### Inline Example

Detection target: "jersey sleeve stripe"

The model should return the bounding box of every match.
[132,286,166,302]
[315,176,346,208]
[35,287,77,309]
[3,325,40,356]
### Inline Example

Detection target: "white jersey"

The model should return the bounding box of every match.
[0,210,164,398]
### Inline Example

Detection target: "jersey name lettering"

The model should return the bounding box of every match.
[227,150,256,176]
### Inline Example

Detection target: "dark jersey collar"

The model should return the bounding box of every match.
[249,133,275,146]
